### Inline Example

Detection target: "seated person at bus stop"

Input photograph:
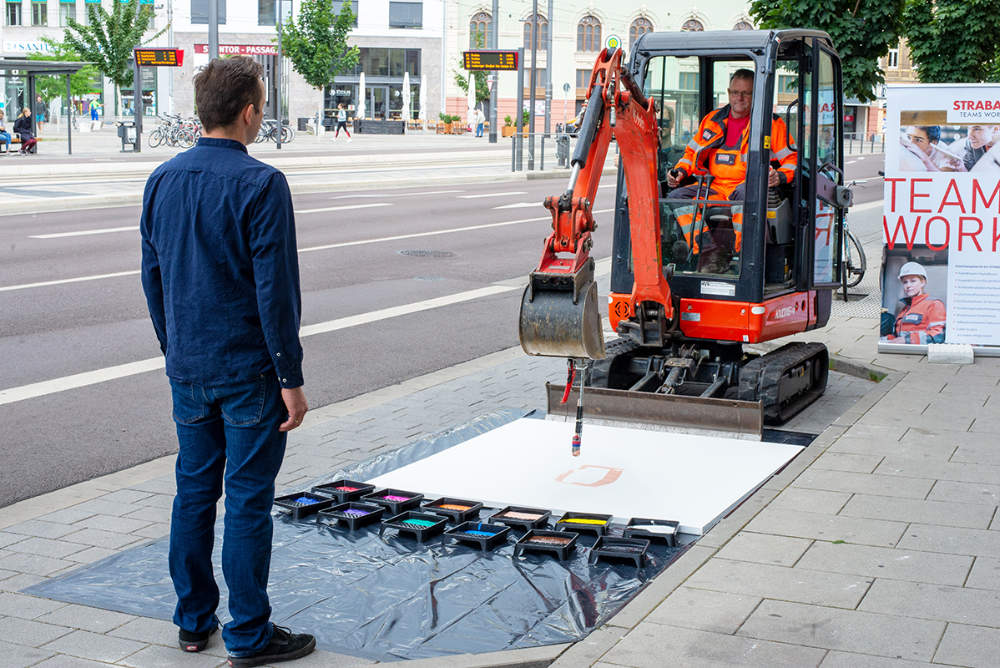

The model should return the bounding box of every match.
[665,69,797,272]
[881,262,946,345]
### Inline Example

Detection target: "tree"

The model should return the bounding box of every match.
[454,30,489,107]
[61,0,165,114]
[28,37,102,105]
[901,0,1000,83]
[749,0,905,102]
[281,0,359,91]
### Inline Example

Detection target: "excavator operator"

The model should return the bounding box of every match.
[665,68,797,272]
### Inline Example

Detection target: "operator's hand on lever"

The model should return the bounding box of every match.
[768,167,780,188]
[666,169,682,189]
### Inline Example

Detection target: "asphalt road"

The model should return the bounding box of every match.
[0,155,885,507]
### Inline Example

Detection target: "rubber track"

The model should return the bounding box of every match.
[738,342,828,424]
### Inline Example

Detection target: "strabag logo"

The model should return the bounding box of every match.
[947,98,1000,123]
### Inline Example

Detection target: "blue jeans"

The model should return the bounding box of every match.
[0,132,9,150]
[476,122,484,137]
[168,372,287,655]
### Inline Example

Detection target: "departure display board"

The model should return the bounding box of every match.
[463,50,518,71]
[134,48,184,67]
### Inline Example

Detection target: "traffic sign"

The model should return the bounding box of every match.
[463,50,518,71]
[134,48,184,67]
[605,35,622,50]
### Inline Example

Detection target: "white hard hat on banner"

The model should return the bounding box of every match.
[898,261,927,279]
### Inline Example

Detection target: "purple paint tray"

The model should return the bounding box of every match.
[317,502,384,530]
[555,511,613,536]
[445,521,510,551]
[361,488,424,514]
[513,529,579,560]
[310,479,375,503]
[423,497,483,523]
[381,511,447,542]
[623,517,680,547]
[591,536,651,568]
[273,491,336,519]
[489,505,551,531]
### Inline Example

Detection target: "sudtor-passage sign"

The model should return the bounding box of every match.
[463,50,518,71]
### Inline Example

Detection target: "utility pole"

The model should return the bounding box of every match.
[208,0,219,60]
[488,0,498,144]
[167,0,174,114]
[545,0,552,139]
[275,0,283,149]
[527,0,537,170]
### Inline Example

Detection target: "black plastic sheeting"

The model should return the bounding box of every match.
[27,410,684,661]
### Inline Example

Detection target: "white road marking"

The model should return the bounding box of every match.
[457,191,527,199]
[30,226,139,239]
[0,270,141,293]
[329,190,463,199]
[295,203,393,214]
[493,202,541,209]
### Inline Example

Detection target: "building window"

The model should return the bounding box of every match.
[522,14,548,51]
[733,20,753,30]
[350,48,420,77]
[577,15,601,52]
[191,0,226,25]
[887,48,899,69]
[576,68,590,89]
[258,0,274,25]
[59,0,75,25]
[7,0,22,25]
[681,18,703,32]
[678,72,698,90]
[523,68,547,95]
[629,17,653,48]
[31,0,46,25]
[469,11,491,48]
[388,2,421,28]
[778,74,797,93]
[332,0,357,27]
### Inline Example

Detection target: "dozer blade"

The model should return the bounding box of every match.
[546,384,763,438]
[518,259,606,360]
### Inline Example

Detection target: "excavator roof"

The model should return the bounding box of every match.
[635,29,833,54]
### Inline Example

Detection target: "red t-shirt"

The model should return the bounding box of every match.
[725,115,749,147]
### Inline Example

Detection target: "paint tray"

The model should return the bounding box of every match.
[513,529,579,560]
[317,502,384,530]
[555,511,613,536]
[489,505,551,530]
[310,479,375,503]
[423,497,483,523]
[591,536,651,568]
[445,522,511,551]
[623,517,680,547]
[273,491,336,519]
[361,488,424,514]
[381,511,447,542]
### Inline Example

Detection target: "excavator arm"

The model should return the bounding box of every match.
[519,47,672,359]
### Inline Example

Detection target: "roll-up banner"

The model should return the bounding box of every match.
[880,84,1000,355]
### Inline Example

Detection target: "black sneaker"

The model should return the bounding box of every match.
[178,625,217,652]
[227,625,316,667]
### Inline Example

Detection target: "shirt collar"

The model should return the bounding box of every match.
[196,137,248,153]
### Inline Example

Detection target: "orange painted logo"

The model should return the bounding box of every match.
[555,465,623,487]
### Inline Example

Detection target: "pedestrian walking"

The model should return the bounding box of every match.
[475,107,485,137]
[334,103,351,141]
[89,98,102,132]
[34,95,46,134]
[140,56,315,667]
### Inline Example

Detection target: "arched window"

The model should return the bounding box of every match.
[577,15,602,52]
[629,17,653,49]
[469,11,492,48]
[522,14,549,51]
[733,20,753,31]
[681,19,704,32]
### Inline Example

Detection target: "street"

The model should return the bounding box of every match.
[0,154,884,507]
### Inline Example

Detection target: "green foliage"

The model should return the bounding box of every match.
[901,0,1000,83]
[28,37,102,103]
[61,0,164,89]
[749,0,904,102]
[503,114,513,127]
[522,109,530,127]
[281,0,359,90]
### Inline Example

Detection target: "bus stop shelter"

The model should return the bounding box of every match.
[0,58,92,155]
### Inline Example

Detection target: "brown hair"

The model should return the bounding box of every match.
[193,57,264,131]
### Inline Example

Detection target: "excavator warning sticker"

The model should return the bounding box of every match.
[764,136,771,149]
[613,301,630,318]
[701,281,735,297]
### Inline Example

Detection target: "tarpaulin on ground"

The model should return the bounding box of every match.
[27,410,683,661]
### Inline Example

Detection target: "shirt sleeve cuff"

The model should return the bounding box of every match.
[274,363,303,388]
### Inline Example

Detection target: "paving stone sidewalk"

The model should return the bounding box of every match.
[3,239,998,666]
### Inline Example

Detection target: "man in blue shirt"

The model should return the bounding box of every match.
[140,56,314,667]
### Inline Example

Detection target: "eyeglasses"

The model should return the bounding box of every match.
[906,134,928,144]
[728,89,752,98]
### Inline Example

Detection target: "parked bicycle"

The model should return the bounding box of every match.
[147,113,201,148]
[842,213,866,289]
[255,119,294,144]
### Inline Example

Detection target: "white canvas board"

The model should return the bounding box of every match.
[368,418,802,535]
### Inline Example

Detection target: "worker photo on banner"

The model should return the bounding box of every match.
[898,109,1000,173]
[880,247,949,346]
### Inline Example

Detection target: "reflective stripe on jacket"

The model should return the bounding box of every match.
[893,293,946,344]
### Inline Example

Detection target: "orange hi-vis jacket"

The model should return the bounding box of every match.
[673,105,797,198]
[892,293,946,344]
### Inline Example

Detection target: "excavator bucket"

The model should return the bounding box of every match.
[518,259,606,359]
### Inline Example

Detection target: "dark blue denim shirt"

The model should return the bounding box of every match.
[140,137,303,388]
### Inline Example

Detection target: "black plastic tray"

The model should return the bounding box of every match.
[311,479,375,503]
[361,488,424,514]
[555,511,612,536]
[317,502,385,530]
[489,505,551,530]
[273,491,336,519]
[513,529,579,560]
[623,517,680,547]
[445,522,510,551]
[591,536,651,568]
[381,511,447,542]
[423,497,483,523]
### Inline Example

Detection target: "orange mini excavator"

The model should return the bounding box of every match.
[519,30,854,433]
